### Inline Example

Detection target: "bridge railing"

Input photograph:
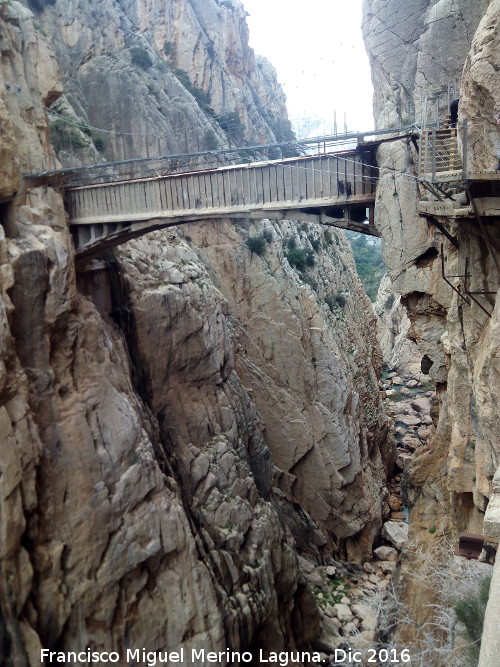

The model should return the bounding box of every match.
[418,119,467,182]
[66,149,378,228]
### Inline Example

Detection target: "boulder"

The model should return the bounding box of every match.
[411,397,431,413]
[333,603,353,622]
[373,545,398,561]
[376,560,397,574]
[388,494,402,511]
[402,434,421,450]
[381,521,409,548]
[396,414,422,427]
[417,425,434,440]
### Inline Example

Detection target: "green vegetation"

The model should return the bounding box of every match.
[454,576,491,666]
[246,234,266,256]
[324,294,346,311]
[324,230,333,246]
[302,275,318,291]
[345,231,386,301]
[203,129,219,151]
[130,47,152,70]
[50,119,88,152]
[27,0,56,12]
[285,247,307,271]
[308,235,321,252]
[163,41,174,58]
[283,236,315,271]
[312,577,350,610]
[174,69,214,116]
[92,135,106,153]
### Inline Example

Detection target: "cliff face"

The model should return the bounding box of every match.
[363,0,500,638]
[1,0,391,661]
[374,275,422,379]
[113,220,389,550]
[32,0,290,167]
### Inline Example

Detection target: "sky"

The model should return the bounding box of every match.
[242,0,374,139]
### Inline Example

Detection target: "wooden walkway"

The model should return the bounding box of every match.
[66,147,379,257]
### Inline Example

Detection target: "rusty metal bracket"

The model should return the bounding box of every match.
[440,246,493,317]
[428,215,460,249]
[441,244,470,305]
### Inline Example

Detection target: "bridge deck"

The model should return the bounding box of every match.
[66,148,378,255]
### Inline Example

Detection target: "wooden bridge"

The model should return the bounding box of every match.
[64,146,380,257]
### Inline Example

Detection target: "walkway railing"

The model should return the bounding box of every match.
[418,120,467,182]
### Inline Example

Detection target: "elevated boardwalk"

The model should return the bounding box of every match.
[65,147,379,257]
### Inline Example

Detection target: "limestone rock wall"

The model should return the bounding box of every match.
[364,0,500,523]
[363,0,500,639]
[374,274,421,379]
[111,220,390,559]
[31,0,289,166]
[1,0,391,661]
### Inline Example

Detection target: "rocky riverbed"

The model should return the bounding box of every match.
[304,370,438,660]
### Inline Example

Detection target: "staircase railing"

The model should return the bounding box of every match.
[418,119,467,181]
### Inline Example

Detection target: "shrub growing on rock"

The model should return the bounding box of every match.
[285,248,307,271]
[130,47,152,70]
[246,235,266,256]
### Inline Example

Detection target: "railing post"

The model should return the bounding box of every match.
[422,130,429,180]
[431,128,436,182]
[462,119,468,179]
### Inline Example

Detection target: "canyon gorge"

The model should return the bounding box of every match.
[0,0,499,665]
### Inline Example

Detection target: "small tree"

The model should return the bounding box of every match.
[203,130,219,151]
[246,235,266,256]
[130,47,152,70]
[285,248,307,271]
